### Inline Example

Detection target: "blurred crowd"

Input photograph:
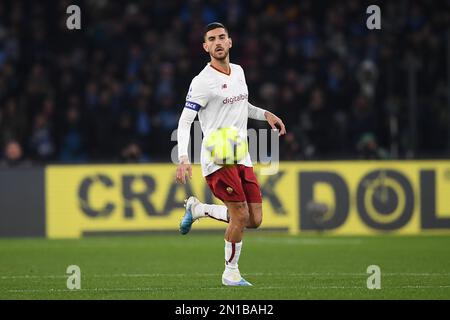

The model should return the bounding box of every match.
[0,0,449,166]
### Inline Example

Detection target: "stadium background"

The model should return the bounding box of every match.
[0,0,450,300]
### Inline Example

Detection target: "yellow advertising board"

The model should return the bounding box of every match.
[46,164,297,238]
[46,161,450,238]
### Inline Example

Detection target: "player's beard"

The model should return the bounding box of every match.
[211,47,229,61]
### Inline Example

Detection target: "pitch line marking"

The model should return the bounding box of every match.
[6,284,450,293]
[2,272,450,280]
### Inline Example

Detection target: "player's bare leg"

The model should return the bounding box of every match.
[247,202,262,229]
[221,201,252,286]
[224,201,248,242]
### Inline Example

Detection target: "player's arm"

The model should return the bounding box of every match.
[176,77,209,184]
[176,107,197,184]
[247,102,286,136]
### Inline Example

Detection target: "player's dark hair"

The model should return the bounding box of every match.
[204,22,229,40]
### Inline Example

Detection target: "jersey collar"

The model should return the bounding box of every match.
[209,63,231,76]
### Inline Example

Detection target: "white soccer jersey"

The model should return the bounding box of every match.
[179,63,264,177]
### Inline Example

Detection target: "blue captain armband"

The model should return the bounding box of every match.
[184,101,202,112]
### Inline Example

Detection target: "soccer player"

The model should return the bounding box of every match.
[175,22,286,286]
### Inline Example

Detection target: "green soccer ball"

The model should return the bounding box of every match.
[205,127,248,165]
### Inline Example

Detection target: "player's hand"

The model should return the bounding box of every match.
[176,156,192,184]
[264,111,286,136]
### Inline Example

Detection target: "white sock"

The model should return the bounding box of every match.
[224,240,242,271]
[193,203,229,223]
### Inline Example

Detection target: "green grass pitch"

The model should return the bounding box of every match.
[0,233,449,299]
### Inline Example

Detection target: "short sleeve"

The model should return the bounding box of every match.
[184,76,209,112]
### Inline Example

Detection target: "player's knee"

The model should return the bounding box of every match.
[230,204,249,226]
[247,214,262,229]
[226,201,251,227]
[235,211,250,227]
